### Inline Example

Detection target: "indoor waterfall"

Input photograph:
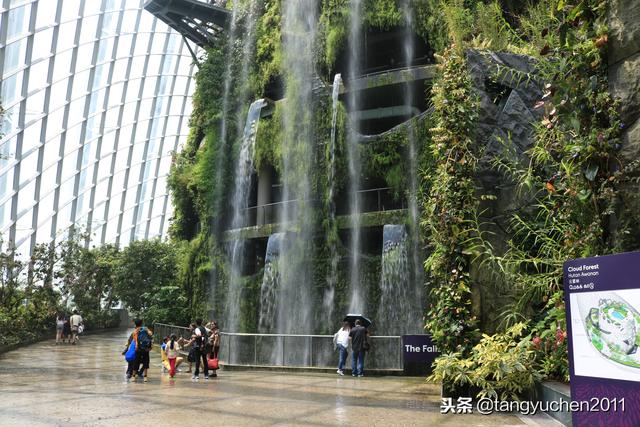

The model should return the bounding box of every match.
[402,0,424,332]
[323,73,342,323]
[261,0,319,364]
[346,0,365,314]
[226,99,267,333]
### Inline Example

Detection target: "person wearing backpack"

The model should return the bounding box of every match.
[122,319,153,382]
[186,319,209,380]
[69,310,83,345]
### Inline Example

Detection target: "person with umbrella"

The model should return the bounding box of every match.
[348,317,370,377]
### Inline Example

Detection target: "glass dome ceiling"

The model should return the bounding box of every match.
[0,0,198,257]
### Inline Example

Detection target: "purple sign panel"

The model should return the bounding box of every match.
[402,334,439,364]
[564,252,640,426]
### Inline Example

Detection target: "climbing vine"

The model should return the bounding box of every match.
[422,45,480,354]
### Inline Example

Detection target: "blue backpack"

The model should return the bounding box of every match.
[125,340,136,362]
[137,327,152,351]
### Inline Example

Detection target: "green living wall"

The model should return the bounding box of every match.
[166,0,639,399]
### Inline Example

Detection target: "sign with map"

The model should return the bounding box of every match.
[564,252,640,427]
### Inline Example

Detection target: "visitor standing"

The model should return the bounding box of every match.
[187,319,209,380]
[69,310,83,344]
[165,334,182,378]
[335,321,351,376]
[209,321,220,360]
[55,313,65,344]
[349,319,367,377]
[122,319,153,382]
[123,319,142,380]
[62,313,71,343]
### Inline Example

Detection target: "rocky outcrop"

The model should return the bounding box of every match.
[609,0,640,151]
[608,0,640,66]
[609,0,640,243]
[465,50,544,329]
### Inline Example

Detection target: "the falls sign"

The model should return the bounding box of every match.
[402,334,439,367]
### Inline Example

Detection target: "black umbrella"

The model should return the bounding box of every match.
[343,313,372,328]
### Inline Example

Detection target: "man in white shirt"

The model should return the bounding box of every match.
[69,310,83,344]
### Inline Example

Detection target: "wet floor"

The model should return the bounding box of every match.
[0,330,542,426]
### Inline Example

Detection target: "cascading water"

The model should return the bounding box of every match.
[378,225,422,334]
[323,73,342,323]
[226,99,267,334]
[208,1,241,313]
[346,0,364,313]
[215,0,261,327]
[258,232,284,334]
[402,1,424,328]
[261,0,318,364]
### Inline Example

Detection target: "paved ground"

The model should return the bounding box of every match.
[0,330,559,426]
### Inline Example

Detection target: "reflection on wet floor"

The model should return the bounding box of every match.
[0,330,529,426]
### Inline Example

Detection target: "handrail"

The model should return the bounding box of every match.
[221,332,401,339]
[156,323,404,369]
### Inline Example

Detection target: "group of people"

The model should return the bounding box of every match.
[55,310,83,345]
[123,317,370,381]
[334,319,370,377]
[122,318,221,382]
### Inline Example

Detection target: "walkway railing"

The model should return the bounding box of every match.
[153,324,403,370]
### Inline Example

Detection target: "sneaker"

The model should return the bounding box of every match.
[192,375,198,380]
[339,371,344,376]
[143,377,148,383]
[352,374,357,377]
[205,375,209,380]
[358,375,364,377]
[126,374,131,381]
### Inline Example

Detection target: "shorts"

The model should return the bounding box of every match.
[136,351,150,369]
[71,326,79,332]
[56,324,64,331]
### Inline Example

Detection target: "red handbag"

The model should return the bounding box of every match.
[207,357,219,370]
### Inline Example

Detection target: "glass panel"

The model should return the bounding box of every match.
[52,49,73,83]
[108,81,124,104]
[57,21,77,52]
[1,105,18,135]
[49,80,68,112]
[7,4,30,40]
[36,217,53,243]
[101,12,119,37]
[60,1,81,23]
[71,68,90,99]
[96,38,114,65]
[79,15,99,43]
[130,55,146,76]
[17,179,36,216]
[26,88,45,121]
[100,130,116,159]
[1,72,22,105]
[3,39,26,73]
[39,164,58,198]
[0,168,14,201]
[42,136,61,170]
[21,122,42,155]
[63,123,82,156]
[116,33,133,59]
[76,43,94,73]
[148,216,161,237]
[32,28,54,62]
[28,60,49,92]
[0,201,11,232]
[36,1,56,30]
[133,33,150,56]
